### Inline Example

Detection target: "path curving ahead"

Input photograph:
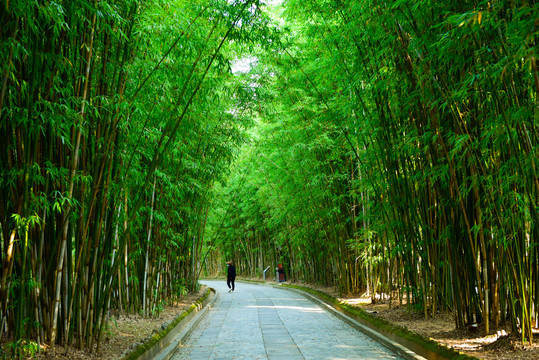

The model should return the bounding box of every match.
[171,280,404,360]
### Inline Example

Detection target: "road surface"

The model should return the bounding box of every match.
[171,280,404,360]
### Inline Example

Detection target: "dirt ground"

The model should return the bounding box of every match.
[6,281,539,360]
[2,286,207,360]
[344,295,539,360]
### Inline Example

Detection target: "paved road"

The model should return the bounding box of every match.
[171,280,403,360]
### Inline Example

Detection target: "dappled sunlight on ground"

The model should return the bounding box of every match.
[342,294,539,360]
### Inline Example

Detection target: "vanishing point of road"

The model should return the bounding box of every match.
[171,280,404,360]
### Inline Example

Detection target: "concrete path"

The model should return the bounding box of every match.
[171,280,403,360]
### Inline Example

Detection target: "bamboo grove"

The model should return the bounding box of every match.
[0,0,275,355]
[1,0,538,355]
[204,0,539,343]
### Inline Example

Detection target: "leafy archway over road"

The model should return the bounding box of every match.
[1,0,538,356]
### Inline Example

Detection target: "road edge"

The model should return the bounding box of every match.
[279,284,478,360]
[121,287,216,360]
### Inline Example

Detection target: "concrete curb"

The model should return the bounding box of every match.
[280,286,428,360]
[126,287,217,360]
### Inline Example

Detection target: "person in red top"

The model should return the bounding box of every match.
[226,261,236,292]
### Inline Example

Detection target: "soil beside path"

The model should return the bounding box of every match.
[357,299,539,360]
[3,286,207,360]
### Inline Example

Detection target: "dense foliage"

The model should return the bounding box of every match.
[205,0,539,343]
[0,0,270,355]
[1,0,538,356]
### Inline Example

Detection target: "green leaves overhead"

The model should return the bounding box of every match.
[209,0,539,342]
[0,0,272,352]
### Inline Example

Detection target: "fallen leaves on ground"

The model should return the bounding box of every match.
[344,295,539,360]
[7,286,207,360]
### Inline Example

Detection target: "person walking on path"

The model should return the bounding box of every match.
[226,261,236,292]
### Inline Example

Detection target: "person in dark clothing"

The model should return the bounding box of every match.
[226,261,236,292]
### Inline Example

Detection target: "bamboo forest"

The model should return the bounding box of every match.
[1,0,538,357]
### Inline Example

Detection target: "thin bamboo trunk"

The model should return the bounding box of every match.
[143,177,157,317]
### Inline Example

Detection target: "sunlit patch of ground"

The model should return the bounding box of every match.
[339,293,539,360]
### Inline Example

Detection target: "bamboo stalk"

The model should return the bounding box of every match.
[143,177,156,317]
